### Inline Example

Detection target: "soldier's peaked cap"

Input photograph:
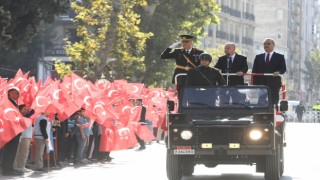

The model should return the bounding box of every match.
[179,34,194,40]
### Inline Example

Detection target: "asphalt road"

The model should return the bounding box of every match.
[1,122,320,180]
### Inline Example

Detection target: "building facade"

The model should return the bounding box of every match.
[37,11,76,82]
[200,0,256,67]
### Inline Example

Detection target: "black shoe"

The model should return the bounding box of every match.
[3,170,24,176]
[34,168,47,172]
[137,146,146,151]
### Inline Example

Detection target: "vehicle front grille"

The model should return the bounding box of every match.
[195,126,246,145]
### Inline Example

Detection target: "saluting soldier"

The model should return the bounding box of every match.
[160,34,204,97]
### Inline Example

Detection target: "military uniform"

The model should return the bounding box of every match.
[186,66,226,86]
[160,47,204,84]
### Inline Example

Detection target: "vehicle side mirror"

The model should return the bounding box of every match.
[167,100,175,111]
[279,100,288,111]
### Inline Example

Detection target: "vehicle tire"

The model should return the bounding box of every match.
[277,121,285,176]
[264,143,280,180]
[255,156,265,173]
[166,150,182,180]
[182,164,194,176]
[280,142,284,176]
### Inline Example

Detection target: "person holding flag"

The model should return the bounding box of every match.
[33,112,50,171]
[13,104,34,173]
[74,108,90,165]
[132,99,147,151]
[1,87,24,176]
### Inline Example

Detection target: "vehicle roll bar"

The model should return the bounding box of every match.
[174,73,286,100]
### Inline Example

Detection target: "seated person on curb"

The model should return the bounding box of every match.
[186,53,226,86]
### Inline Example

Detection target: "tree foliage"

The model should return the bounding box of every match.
[308,48,320,93]
[0,0,69,50]
[204,45,226,66]
[138,0,221,87]
[58,0,153,81]
[55,0,220,85]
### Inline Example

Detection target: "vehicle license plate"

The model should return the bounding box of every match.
[174,149,195,154]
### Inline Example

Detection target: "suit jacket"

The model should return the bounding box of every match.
[139,105,146,123]
[214,53,248,85]
[252,52,286,89]
[9,98,19,108]
[160,47,204,84]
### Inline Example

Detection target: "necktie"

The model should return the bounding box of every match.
[186,50,189,54]
[227,57,232,71]
[266,53,270,65]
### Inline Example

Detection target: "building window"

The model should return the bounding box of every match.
[312,24,317,34]
[277,9,283,20]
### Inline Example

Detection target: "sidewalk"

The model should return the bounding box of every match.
[0,141,166,180]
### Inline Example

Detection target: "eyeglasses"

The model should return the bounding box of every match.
[263,42,272,45]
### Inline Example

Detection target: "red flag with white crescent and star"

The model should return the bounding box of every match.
[0,97,32,148]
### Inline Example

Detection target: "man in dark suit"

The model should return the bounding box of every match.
[132,99,147,151]
[160,34,204,98]
[252,38,287,107]
[214,43,248,85]
[214,43,248,105]
[2,87,24,176]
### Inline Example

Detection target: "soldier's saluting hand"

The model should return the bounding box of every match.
[160,34,204,98]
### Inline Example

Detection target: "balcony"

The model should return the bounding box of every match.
[243,12,255,21]
[242,37,253,45]
[221,5,241,18]
[216,30,228,40]
[235,35,240,43]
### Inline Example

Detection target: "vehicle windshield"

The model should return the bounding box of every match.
[181,86,270,109]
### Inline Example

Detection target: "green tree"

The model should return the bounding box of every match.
[308,48,320,97]
[0,0,69,50]
[59,0,153,81]
[138,0,221,87]
[204,44,226,66]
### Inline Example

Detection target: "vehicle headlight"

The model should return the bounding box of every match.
[180,130,193,140]
[249,129,263,141]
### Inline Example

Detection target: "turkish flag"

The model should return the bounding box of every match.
[0,78,8,97]
[123,83,144,98]
[136,124,155,142]
[145,105,159,125]
[99,125,114,152]
[128,106,142,124]
[91,101,118,125]
[7,69,30,93]
[100,123,137,152]
[112,124,137,151]
[19,77,38,107]
[112,100,133,126]
[71,73,88,94]
[0,97,32,148]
